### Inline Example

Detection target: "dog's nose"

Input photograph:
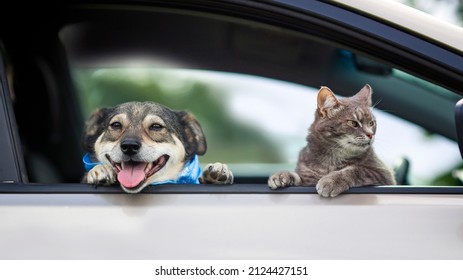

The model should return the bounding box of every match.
[120,139,141,155]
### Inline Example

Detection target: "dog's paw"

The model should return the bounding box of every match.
[200,162,234,184]
[268,171,301,189]
[316,176,349,197]
[86,165,117,186]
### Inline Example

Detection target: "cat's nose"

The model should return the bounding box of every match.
[367,134,374,139]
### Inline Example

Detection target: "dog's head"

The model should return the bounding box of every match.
[82,101,207,193]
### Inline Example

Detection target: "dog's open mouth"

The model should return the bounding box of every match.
[106,154,170,189]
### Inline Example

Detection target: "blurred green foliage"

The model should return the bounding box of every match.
[74,69,283,164]
[431,162,463,185]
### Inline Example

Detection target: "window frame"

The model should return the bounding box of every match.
[0,50,27,184]
[1,183,463,195]
[0,0,462,194]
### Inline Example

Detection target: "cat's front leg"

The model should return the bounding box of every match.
[317,165,394,197]
[316,168,355,197]
[316,176,349,197]
[268,171,302,189]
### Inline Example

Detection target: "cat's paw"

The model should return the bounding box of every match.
[268,171,301,189]
[316,176,349,197]
[200,162,234,184]
[86,164,117,185]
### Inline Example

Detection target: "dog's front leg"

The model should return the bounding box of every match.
[199,162,234,184]
[86,164,117,186]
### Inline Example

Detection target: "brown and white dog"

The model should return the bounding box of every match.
[81,101,233,193]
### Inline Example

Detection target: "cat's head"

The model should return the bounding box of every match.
[311,84,376,155]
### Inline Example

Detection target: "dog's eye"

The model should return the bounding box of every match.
[149,123,163,131]
[110,122,122,130]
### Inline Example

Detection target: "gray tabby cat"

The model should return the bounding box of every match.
[268,84,396,197]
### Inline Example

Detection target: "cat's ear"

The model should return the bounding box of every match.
[317,86,342,118]
[355,84,373,106]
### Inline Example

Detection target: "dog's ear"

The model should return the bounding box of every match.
[81,107,111,152]
[177,111,207,157]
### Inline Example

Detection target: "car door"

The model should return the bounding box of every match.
[0,0,463,260]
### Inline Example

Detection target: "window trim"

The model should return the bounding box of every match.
[0,183,463,195]
[0,47,27,184]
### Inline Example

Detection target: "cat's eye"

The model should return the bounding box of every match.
[110,122,122,130]
[347,120,359,127]
[369,120,376,127]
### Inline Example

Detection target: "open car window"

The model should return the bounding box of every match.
[71,66,461,186]
[57,6,463,188]
[1,2,462,191]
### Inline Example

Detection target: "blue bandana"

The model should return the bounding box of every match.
[82,153,202,185]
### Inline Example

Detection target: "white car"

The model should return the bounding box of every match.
[0,0,462,260]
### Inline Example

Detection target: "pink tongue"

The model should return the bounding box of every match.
[117,162,147,188]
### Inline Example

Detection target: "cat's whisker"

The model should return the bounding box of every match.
[372,97,382,109]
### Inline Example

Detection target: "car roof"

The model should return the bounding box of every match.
[332,0,463,53]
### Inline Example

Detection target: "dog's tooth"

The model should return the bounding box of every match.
[145,162,153,172]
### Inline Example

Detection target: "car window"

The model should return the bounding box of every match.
[2,3,458,189]
[72,67,461,186]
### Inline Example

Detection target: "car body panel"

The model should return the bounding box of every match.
[1,192,463,259]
